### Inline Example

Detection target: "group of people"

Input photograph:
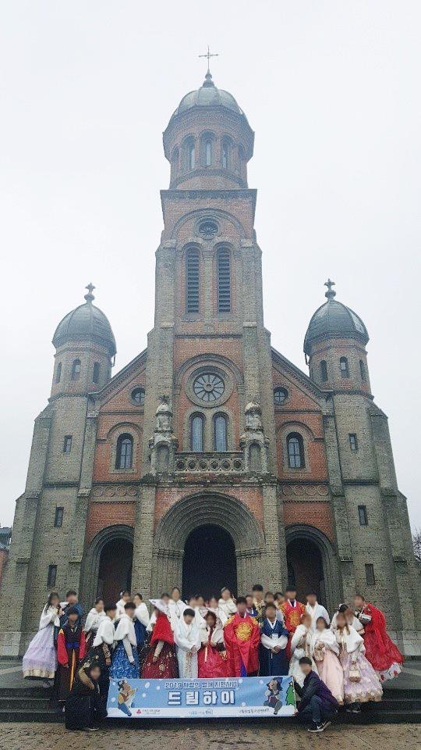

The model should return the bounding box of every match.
[21,583,404,732]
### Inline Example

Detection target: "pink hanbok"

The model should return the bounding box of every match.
[335,625,383,705]
[22,605,60,679]
[310,628,344,704]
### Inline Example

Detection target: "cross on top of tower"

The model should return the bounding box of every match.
[324,278,336,300]
[199,45,219,77]
[84,282,96,303]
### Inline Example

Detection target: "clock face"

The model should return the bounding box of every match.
[193,373,225,403]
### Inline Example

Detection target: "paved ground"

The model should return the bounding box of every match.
[0,722,419,750]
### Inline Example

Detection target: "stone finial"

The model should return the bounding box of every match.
[84,283,95,303]
[324,278,336,300]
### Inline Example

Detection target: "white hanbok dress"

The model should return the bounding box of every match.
[175,619,201,678]
[168,599,187,632]
[22,605,60,679]
[305,602,330,631]
[288,624,316,687]
[217,598,237,625]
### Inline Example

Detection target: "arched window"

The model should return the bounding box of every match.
[116,434,133,470]
[217,248,231,313]
[93,362,100,384]
[214,413,228,452]
[71,359,81,381]
[184,137,195,171]
[186,248,200,313]
[287,433,305,469]
[320,360,328,382]
[55,362,62,384]
[204,139,212,166]
[222,140,229,169]
[359,359,366,381]
[340,357,349,378]
[191,414,204,452]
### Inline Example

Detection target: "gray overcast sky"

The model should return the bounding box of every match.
[1,2,420,529]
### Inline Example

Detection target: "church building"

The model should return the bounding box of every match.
[1,71,419,656]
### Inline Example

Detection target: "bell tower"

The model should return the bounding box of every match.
[133,70,284,596]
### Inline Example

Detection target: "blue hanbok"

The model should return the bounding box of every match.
[260,618,289,676]
[109,614,139,680]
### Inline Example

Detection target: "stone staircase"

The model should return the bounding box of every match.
[0,685,420,724]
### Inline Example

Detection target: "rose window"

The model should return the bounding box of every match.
[193,373,225,403]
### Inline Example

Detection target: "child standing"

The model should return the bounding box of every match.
[310,617,344,705]
[175,608,201,678]
[110,601,139,679]
[22,592,62,684]
[57,607,86,703]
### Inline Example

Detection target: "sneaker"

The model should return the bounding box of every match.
[321,721,332,730]
[85,727,99,732]
[308,723,325,733]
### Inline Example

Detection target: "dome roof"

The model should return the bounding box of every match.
[52,285,116,357]
[170,72,245,119]
[304,280,369,355]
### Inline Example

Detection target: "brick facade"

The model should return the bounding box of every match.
[0,73,419,657]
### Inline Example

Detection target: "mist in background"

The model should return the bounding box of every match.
[0,1,420,528]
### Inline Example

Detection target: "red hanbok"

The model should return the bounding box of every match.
[198,624,228,678]
[280,599,306,660]
[280,599,306,634]
[141,611,178,679]
[359,603,404,681]
[224,613,260,677]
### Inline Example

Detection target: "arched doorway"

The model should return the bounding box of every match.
[80,525,134,608]
[97,538,133,604]
[152,492,264,596]
[182,524,237,599]
[285,524,341,613]
[287,538,325,604]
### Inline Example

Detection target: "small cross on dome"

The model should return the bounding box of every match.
[199,45,219,76]
[84,283,96,303]
[324,278,336,300]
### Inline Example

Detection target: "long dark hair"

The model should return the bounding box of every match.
[44,591,59,611]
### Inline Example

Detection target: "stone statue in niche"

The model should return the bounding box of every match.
[155,396,172,432]
[244,401,263,431]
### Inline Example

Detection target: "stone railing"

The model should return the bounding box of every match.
[174,452,245,474]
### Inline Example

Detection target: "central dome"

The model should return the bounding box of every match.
[170,72,245,119]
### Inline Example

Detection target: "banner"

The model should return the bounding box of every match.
[107,675,296,719]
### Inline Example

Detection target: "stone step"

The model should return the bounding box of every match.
[0,696,52,710]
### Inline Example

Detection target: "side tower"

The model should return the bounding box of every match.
[305,281,420,653]
[0,287,116,654]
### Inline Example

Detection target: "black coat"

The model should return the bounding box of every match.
[65,668,103,730]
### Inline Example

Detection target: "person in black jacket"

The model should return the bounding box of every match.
[294,656,339,733]
[65,657,103,731]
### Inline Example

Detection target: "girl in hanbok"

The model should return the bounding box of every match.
[331,603,364,633]
[110,602,139,679]
[260,602,289,676]
[175,608,201,678]
[198,610,228,678]
[115,589,131,620]
[333,611,382,712]
[133,593,150,651]
[22,592,62,684]
[168,587,187,632]
[310,616,344,704]
[141,599,178,679]
[288,612,315,687]
[218,587,237,625]
[84,597,105,651]
[354,594,404,682]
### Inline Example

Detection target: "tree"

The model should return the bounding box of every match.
[413,528,421,562]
